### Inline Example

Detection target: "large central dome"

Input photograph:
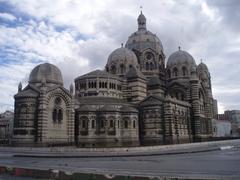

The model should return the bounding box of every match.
[125,12,163,53]
[29,63,63,86]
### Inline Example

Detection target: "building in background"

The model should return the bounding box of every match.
[12,12,216,147]
[212,119,231,137]
[218,110,240,137]
[227,110,240,137]
[0,111,14,144]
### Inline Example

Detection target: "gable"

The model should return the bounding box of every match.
[14,85,39,98]
[139,95,164,107]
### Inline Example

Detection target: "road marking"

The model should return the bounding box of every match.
[220,146,234,150]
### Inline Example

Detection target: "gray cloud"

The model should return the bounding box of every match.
[206,0,240,31]
[0,0,240,113]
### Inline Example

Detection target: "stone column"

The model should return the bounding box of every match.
[37,81,48,144]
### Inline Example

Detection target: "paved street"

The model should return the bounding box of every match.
[0,147,240,179]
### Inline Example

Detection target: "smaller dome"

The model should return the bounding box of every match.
[197,62,209,72]
[197,62,210,80]
[106,47,139,76]
[167,49,196,68]
[107,47,138,67]
[29,63,63,86]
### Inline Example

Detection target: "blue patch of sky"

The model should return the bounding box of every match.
[54,24,93,41]
[0,1,13,13]
[74,32,92,41]
[0,1,93,40]
[0,1,41,28]
[0,47,45,66]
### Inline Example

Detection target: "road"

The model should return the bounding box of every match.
[0,147,240,179]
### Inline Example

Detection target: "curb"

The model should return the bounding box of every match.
[0,165,223,180]
[13,147,220,158]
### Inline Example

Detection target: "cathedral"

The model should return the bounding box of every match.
[12,12,215,147]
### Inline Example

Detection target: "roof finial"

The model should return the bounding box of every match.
[140,5,143,14]
[178,46,181,51]
[200,59,203,63]
[138,6,146,30]
[121,43,123,47]
[18,82,22,92]
[70,83,74,94]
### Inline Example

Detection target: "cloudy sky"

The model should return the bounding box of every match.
[0,0,239,113]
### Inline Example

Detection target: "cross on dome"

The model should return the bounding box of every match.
[137,7,146,30]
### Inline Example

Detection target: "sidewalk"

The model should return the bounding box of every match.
[0,139,239,158]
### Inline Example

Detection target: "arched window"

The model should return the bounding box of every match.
[120,64,125,74]
[146,62,149,70]
[52,97,63,123]
[100,119,104,128]
[52,109,57,122]
[58,109,63,122]
[124,120,128,129]
[167,69,171,78]
[150,62,154,70]
[110,65,116,74]
[82,119,86,128]
[182,67,188,76]
[109,120,114,128]
[133,120,136,128]
[173,67,178,77]
[181,94,185,101]
[92,120,95,128]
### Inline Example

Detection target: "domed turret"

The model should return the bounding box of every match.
[137,11,146,30]
[166,47,196,79]
[125,11,165,79]
[106,46,139,76]
[29,63,63,86]
[197,61,211,89]
[197,62,209,73]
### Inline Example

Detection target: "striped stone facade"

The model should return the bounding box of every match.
[13,12,215,147]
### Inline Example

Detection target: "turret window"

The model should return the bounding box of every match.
[182,67,188,76]
[110,65,116,74]
[120,64,126,74]
[173,67,178,77]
